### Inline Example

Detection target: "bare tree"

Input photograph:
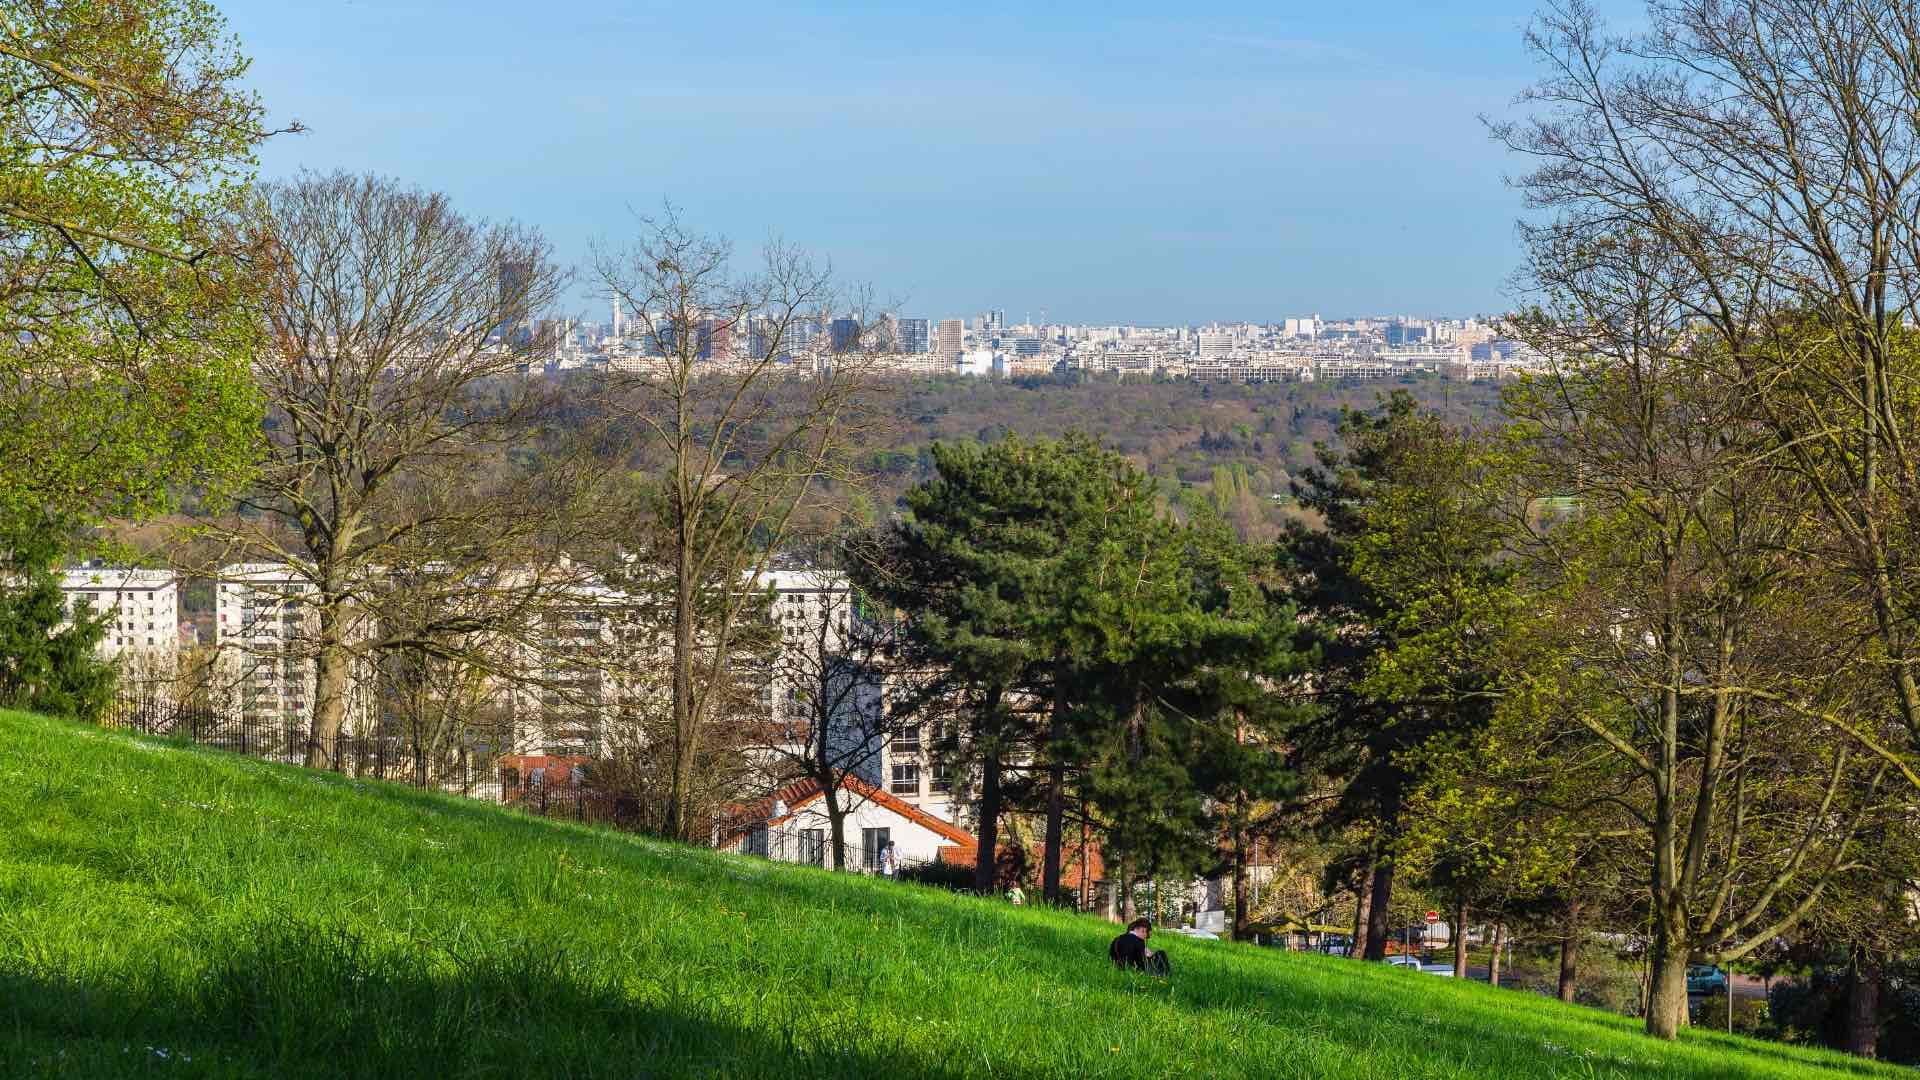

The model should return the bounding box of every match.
[196,171,596,768]
[1498,0,1920,777]
[1504,238,1898,1039]
[590,210,886,842]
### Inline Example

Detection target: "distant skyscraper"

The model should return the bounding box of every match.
[1385,321,1429,347]
[611,293,624,339]
[936,318,964,358]
[829,317,861,353]
[495,259,533,344]
[696,316,732,360]
[899,317,931,354]
[987,309,1005,331]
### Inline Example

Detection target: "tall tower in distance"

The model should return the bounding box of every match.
[936,318,964,358]
[899,317,930,354]
[611,293,624,340]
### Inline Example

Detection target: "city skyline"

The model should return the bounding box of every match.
[221,0,1644,325]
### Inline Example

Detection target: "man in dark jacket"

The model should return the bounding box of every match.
[1109,918,1166,975]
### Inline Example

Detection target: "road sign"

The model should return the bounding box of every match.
[1424,911,1440,924]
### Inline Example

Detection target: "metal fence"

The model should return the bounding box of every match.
[100,695,693,835]
[103,693,488,796]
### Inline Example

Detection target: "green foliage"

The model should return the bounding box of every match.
[1282,395,1488,841]
[0,0,270,522]
[0,711,1903,1078]
[860,435,1307,889]
[0,515,113,720]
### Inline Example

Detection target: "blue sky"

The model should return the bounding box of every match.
[224,1,1615,325]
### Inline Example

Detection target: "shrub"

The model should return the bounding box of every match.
[899,859,975,891]
[1692,992,1770,1036]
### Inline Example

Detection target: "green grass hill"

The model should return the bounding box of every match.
[0,710,1902,1079]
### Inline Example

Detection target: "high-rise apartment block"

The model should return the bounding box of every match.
[936,318,964,357]
[829,317,862,354]
[60,567,179,659]
[898,317,931,354]
[1195,331,1235,358]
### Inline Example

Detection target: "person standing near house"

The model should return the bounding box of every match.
[1006,884,1025,906]
[880,840,899,879]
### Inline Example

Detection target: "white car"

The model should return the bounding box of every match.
[1384,956,1455,976]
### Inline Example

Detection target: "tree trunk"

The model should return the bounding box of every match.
[1559,899,1582,1004]
[1040,674,1068,905]
[1077,798,1091,912]
[1847,949,1881,1059]
[306,599,351,770]
[1231,813,1251,941]
[1646,934,1690,1039]
[970,687,1005,894]
[666,546,697,842]
[823,784,848,871]
[1451,896,1469,978]
[973,754,1002,894]
[1488,923,1505,988]
[1350,855,1375,958]
[1363,859,1395,962]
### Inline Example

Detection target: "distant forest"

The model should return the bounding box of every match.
[855,373,1509,542]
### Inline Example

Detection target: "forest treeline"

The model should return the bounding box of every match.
[853,373,1508,540]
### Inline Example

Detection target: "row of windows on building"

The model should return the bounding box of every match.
[746,825,893,871]
[890,760,951,796]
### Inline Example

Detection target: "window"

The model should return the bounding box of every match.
[930,762,953,794]
[894,724,921,753]
[890,761,919,796]
[861,827,890,872]
[800,828,826,867]
[746,826,769,857]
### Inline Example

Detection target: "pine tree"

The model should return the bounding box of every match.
[1280,392,1505,960]
[853,434,1123,893]
[0,514,113,720]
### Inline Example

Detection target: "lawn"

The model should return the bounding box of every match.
[0,709,1902,1079]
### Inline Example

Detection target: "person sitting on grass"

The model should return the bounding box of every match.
[1109,918,1169,976]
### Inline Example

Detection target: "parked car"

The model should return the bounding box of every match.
[1382,956,1453,976]
[1686,964,1728,994]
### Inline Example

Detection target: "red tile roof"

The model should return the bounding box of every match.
[719,775,977,852]
[937,838,1104,885]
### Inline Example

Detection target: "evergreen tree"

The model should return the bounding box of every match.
[853,434,1124,893]
[1280,392,1503,960]
[0,514,113,719]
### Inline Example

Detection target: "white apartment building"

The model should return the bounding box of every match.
[524,581,657,755]
[754,568,964,823]
[214,562,388,742]
[1195,331,1236,359]
[214,563,328,734]
[60,566,179,665]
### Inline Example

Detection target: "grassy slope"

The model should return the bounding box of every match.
[0,711,1900,1080]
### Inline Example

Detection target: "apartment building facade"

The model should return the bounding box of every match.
[60,567,180,661]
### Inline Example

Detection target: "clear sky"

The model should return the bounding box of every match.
[223,1,1606,325]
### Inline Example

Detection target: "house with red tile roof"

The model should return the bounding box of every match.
[718,775,978,872]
